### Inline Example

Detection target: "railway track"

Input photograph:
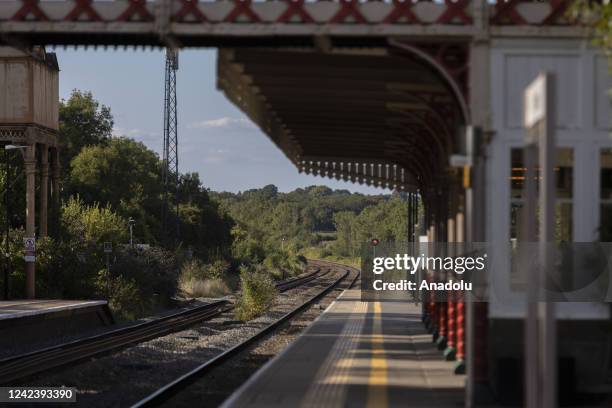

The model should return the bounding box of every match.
[0,263,326,385]
[131,263,360,408]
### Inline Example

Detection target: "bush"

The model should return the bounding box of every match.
[179,278,231,298]
[179,259,207,282]
[111,247,179,311]
[230,225,266,265]
[262,251,308,281]
[178,259,232,298]
[61,196,128,247]
[0,227,100,300]
[207,259,231,279]
[101,274,144,321]
[234,265,276,321]
[1,198,179,320]
[263,252,286,280]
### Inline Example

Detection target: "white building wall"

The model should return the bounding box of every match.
[487,39,611,319]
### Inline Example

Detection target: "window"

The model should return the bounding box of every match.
[509,147,573,242]
[509,147,574,290]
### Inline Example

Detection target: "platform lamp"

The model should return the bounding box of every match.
[3,144,27,299]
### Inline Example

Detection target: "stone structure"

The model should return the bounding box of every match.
[0,46,60,299]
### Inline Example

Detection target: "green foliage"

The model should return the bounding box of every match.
[60,90,233,257]
[179,258,231,281]
[571,1,612,54]
[263,251,307,280]
[59,90,113,171]
[67,136,234,255]
[213,186,418,279]
[178,173,234,258]
[230,225,266,264]
[178,259,231,298]
[212,184,387,265]
[2,89,416,323]
[61,196,128,246]
[0,150,27,227]
[2,195,130,299]
[234,265,277,321]
[103,274,143,321]
[1,198,179,320]
[332,195,417,257]
[68,137,162,243]
[110,247,179,313]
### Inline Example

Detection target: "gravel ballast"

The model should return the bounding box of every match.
[16,264,354,408]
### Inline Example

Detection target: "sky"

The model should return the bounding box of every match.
[54,48,382,195]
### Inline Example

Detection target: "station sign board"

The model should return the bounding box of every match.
[524,73,548,145]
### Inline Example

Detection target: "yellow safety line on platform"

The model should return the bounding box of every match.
[366,301,388,408]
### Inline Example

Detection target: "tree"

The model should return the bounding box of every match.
[69,137,163,243]
[0,152,26,228]
[59,90,114,172]
[61,196,128,246]
[571,1,612,54]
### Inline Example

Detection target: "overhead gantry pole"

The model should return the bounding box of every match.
[162,47,180,245]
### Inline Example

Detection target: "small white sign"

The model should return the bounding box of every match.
[524,73,547,128]
[24,255,35,262]
[103,242,112,254]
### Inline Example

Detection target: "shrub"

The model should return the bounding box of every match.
[61,196,128,248]
[207,259,231,279]
[179,278,230,298]
[102,274,146,321]
[263,252,285,280]
[230,226,266,265]
[286,254,307,275]
[179,259,207,282]
[1,228,99,300]
[111,247,179,310]
[178,259,232,298]
[180,258,230,280]
[234,265,276,321]
[262,251,308,281]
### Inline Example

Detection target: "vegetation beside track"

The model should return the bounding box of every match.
[0,90,418,321]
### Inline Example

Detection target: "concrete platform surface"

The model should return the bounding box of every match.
[223,289,465,408]
[0,299,107,320]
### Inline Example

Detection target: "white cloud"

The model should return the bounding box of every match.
[112,127,141,137]
[112,127,159,142]
[188,117,255,130]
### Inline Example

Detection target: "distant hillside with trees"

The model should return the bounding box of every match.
[212,184,415,265]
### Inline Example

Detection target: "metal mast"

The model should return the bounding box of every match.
[162,48,179,244]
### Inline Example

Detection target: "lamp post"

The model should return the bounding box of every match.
[3,144,27,299]
[128,217,136,248]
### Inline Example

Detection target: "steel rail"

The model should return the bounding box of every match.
[0,265,324,384]
[0,300,229,384]
[131,264,357,408]
[275,266,328,292]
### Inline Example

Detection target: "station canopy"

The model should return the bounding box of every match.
[218,46,468,192]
